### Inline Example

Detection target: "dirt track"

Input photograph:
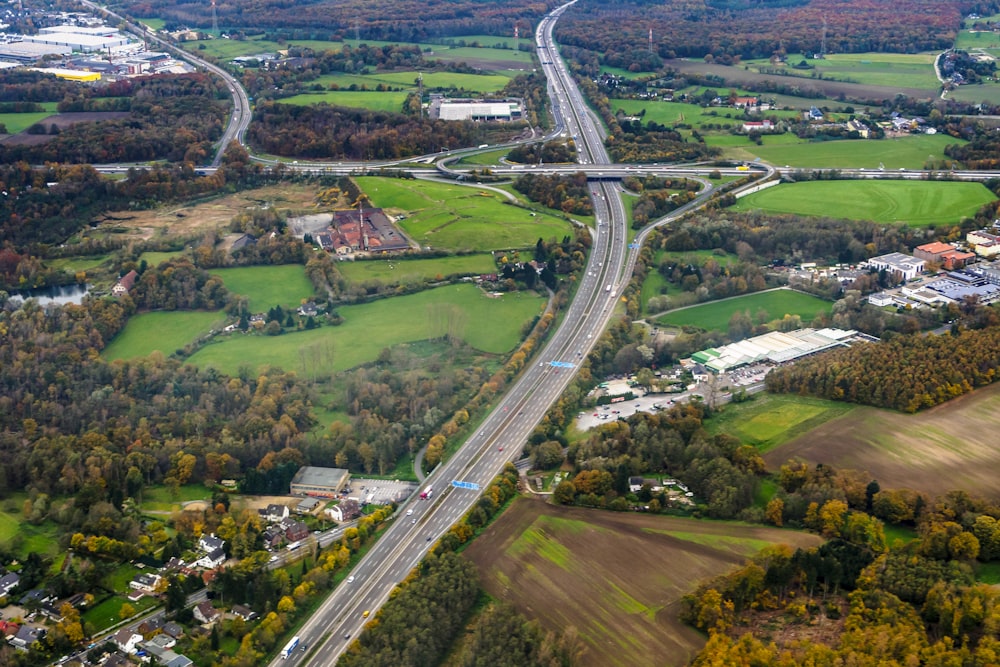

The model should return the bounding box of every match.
[464,497,821,667]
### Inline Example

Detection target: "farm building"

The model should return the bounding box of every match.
[689,328,861,373]
[290,466,350,497]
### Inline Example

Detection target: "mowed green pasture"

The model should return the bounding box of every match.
[369,70,512,92]
[748,133,962,169]
[947,82,1000,105]
[278,90,409,112]
[742,52,940,91]
[46,254,109,273]
[955,28,1000,50]
[355,177,571,251]
[732,180,996,226]
[181,37,346,59]
[656,289,832,332]
[611,98,802,128]
[210,264,315,311]
[464,500,823,667]
[337,253,496,283]
[186,283,545,377]
[0,110,54,134]
[139,250,185,266]
[705,393,856,453]
[102,310,225,361]
[426,45,534,66]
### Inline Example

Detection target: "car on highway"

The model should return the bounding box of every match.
[363,610,370,618]
[406,508,413,516]
[347,575,355,584]
[498,445,504,452]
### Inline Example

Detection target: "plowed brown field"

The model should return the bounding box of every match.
[463,497,822,667]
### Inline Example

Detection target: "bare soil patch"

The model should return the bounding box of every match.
[46,111,131,127]
[463,497,822,667]
[669,59,936,103]
[766,382,1000,499]
[1,133,55,146]
[91,183,324,241]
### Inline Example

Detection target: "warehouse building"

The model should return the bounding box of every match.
[30,67,101,82]
[0,41,72,62]
[689,328,862,373]
[290,466,350,498]
[22,31,129,53]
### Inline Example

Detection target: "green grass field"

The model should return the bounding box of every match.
[337,253,497,283]
[139,250,185,266]
[747,133,962,169]
[355,177,571,251]
[0,502,62,560]
[657,289,832,332]
[741,52,940,92]
[955,28,1000,50]
[46,254,110,273]
[947,82,1000,105]
[136,17,165,30]
[181,36,347,59]
[82,594,159,635]
[705,393,856,453]
[732,180,996,226]
[186,283,544,377]
[278,90,409,112]
[363,70,513,92]
[0,110,54,134]
[102,310,225,361]
[611,98,803,128]
[139,484,213,513]
[210,264,315,311]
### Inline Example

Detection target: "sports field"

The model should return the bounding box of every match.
[210,264,315,311]
[464,499,822,667]
[732,179,995,226]
[278,90,409,112]
[355,177,571,251]
[186,283,545,377]
[102,310,225,361]
[656,289,832,332]
[748,133,962,169]
[705,393,856,453]
[337,253,496,283]
[767,381,1000,498]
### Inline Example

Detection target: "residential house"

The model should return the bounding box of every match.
[198,534,225,553]
[163,653,195,667]
[284,520,309,543]
[137,616,163,637]
[113,628,143,654]
[846,118,870,138]
[0,620,20,639]
[102,654,136,667]
[0,572,20,597]
[129,573,162,594]
[733,96,758,109]
[264,503,290,523]
[326,499,361,523]
[807,106,824,120]
[112,270,138,297]
[741,119,773,133]
[197,547,226,569]
[193,600,221,625]
[628,476,645,493]
[262,525,285,550]
[144,633,176,651]
[162,621,184,640]
[231,604,258,622]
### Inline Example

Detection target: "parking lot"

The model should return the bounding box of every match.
[575,392,693,431]
[349,478,419,505]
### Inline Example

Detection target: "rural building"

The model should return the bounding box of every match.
[330,208,410,254]
[846,119,870,138]
[967,229,1000,257]
[296,496,321,514]
[327,499,361,522]
[193,601,220,625]
[914,241,975,269]
[865,252,925,281]
[129,573,161,594]
[741,120,773,132]
[290,466,350,497]
[0,573,20,597]
[733,96,758,108]
[112,270,138,297]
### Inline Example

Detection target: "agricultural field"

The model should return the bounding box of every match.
[746,133,962,169]
[705,393,856,454]
[464,498,822,667]
[138,250,186,267]
[731,179,995,226]
[45,254,110,273]
[180,36,346,59]
[766,381,1000,499]
[337,253,497,284]
[355,177,571,251]
[741,52,940,92]
[610,98,803,128]
[277,90,409,112]
[186,283,545,377]
[210,264,314,311]
[0,102,60,135]
[656,289,832,332]
[947,82,1000,105]
[102,310,225,361]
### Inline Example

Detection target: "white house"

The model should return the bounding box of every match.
[193,601,220,625]
[114,629,143,654]
[198,534,225,553]
[129,573,161,594]
[196,547,226,569]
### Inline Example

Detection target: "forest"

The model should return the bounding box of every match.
[116,0,559,40]
[0,74,228,165]
[512,172,593,216]
[765,325,1000,412]
[555,0,974,70]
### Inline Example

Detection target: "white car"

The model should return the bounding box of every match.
[347,575,355,584]
[406,509,413,516]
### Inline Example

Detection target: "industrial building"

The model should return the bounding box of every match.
[30,67,101,82]
[436,98,523,122]
[864,252,926,282]
[22,31,129,53]
[689,328,861,373]
[0,41,72,62]
[290,466,350,498]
